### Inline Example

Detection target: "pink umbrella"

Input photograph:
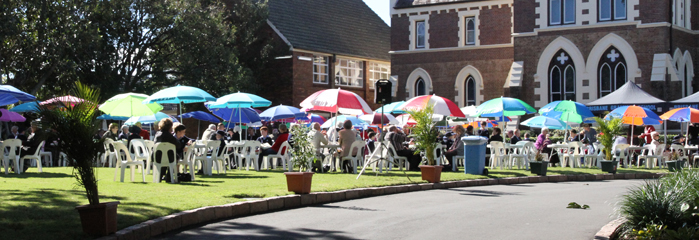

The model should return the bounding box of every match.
[0,109,26,122]
[300,88,372,115]
[398,94,465,117]
[360,112,399,125]
[41,95,86,106]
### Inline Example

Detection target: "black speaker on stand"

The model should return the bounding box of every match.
[375,79,392,105]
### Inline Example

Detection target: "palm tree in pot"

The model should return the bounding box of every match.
[407,105,442,183]
[37,82,117,236]
[594,117,623,173]
[285,125,317,194]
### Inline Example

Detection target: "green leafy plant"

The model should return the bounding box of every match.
[407,105,440,165]
[37,82,102,205]
[567,202,590,209]
[593,117,624,160]
[287,125,317,172]
[632,224,666,240]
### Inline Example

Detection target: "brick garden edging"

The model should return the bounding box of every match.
[594,218,626,240]
[97,172,669,240]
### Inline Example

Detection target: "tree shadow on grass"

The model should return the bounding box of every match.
[197,174,269,180]
[0,188,179,240]
[0,171,73,179]
[156,222,358,240]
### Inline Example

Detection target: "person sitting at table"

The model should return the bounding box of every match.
[257,126,273,145]
[581,124,597,143]
[134,122,150,140]
[366,132,377,154]
[649,131,661,146]
[444,125,465,171]
[258,124,289,168]
[118,125,129,140]
[127,125,142,152]
[8,126,27,141]
[535,128,557,165]
[230,126,242,141]
[639,125,655,145]
[245,127,257,141]
[212,123,227,140]
[337,120,359,173]
[308,123,329,172]
[214,130,227,157]
[387,126,421,171]
[174,124,193,159]
[478,122,490,137]
[507,130,521,145]
[613,132,628,153]
[201,124,216,140]
[568,129,580,142]
[17,122,44,172]
[102,123,119,141]
[672,134,686,145]
[522,132,534,142]
[465,125,475,136]
[488,127,503,143]
[153,118,180,182]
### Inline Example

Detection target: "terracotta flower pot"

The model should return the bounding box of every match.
[419,165,443,183]
[284,172,314,194]
[75,201,120,237]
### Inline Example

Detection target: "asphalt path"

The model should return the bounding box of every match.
[158,179,644,240]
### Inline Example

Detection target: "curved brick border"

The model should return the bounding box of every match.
[594,218,626,240]
[97,172,669,240]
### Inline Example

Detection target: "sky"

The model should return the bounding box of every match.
[364,0,391,26]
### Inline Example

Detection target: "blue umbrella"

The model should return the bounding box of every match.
[179,111,220,123]
[321,115,368,129]
[209,107,261,128]
[97,114,131,121]
[207,92,271,141]
[259,105,307,121]
[0,85,36,106]
[539,100,595,124]
[125,112,179,125]
[521,116,568,130]
[143,85,216,121]
[374,101,406,114]
[9,101,39,113]
[179,111,221,137]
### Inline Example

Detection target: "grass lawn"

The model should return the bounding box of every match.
[0,166,668,239]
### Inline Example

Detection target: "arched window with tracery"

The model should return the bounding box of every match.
[549,49,576,102]
[598,46,626,97]
[463,76,476,106]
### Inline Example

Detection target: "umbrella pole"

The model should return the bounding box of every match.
[664,120,667,144]
[631,117,635,145]
[179,102,183,123]
[197,119,200,139]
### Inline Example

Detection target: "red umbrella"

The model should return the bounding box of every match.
[299,88,372,115]
[41,95,86,106]
[398,94,465,117]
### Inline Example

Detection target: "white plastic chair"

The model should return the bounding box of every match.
[612,144,630,168]
[510,142,534,170]
[20,141,45,173]
[103,139,118,168]
[265,141,291,171]
[144,140,155,154]
[39,148,52,167]
[237,141,261,171]
[111,141,145,182]
[432,143,445,166]
[129,139,150,174]
[151,142,177,183]
[178,145,196,181]
[386,141,409,171]
[489,141,508,170]
[639,144,666,169]
[584,142,605,168]
[561,141,584,168]
[2,139,22,174]
[340,141,365,174]
[203,140,223,175]
[670,144,689,165]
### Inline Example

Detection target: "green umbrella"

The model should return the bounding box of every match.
[99,93,163,117]
[474,97,536,118]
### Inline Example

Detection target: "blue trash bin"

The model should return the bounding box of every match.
[462,136,488,175]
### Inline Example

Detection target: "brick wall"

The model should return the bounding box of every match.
[513,0,536,33]
[429,11,459,48]
[693,0,699,31]
[514,26,672,106]
[480,4,513,45]
[391,47,514,103]
[392,15,411,51]
[638,0,670,23]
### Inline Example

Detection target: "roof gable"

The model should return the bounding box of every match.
[268,0,390,61]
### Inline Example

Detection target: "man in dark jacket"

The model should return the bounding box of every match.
[19,122,45,172]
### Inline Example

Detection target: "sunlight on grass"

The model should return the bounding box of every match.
[0,166,668,239]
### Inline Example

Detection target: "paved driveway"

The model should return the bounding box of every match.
[158,180,644,240]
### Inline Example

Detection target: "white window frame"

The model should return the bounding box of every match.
[416,21,426,49]
[313,55,328,84]
[458,11,479,47]
[368,62,390,90]
[465,17,476,45]
[613,0,626,20]
[598,0,612,21]
[409,15,429,50]
[563,0,576,24]
[550,0,562,25]
[334,58,364,88]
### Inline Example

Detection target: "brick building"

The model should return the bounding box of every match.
[256,0,391,110]
[390,0,698,113]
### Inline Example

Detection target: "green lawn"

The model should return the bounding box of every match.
[0,166,668,240]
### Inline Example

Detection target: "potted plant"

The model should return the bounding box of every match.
[407,105,442,183]
[529,151,549,176]
[594,117,623,174]
[667,151,684,172]
[37,82,118,237]
[284,125,316,194]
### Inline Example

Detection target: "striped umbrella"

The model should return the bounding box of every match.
[398,94,465,117]
[300,88,372,115]
[659,107,699,143]
[605,105,663,141]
